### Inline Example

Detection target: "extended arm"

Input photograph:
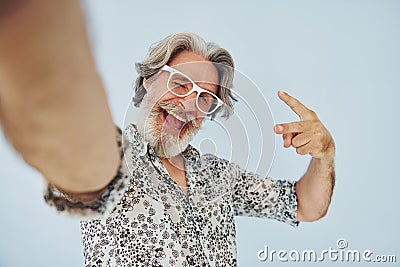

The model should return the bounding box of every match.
[295,156,335,221]
[0,0,120,193]
[274,91,335,222]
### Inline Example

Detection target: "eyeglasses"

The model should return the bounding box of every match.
[161,65,223,114]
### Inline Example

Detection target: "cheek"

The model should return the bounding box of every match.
[146,78,170,100]
[155,90,179,103]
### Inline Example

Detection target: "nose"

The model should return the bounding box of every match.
[179,92,198,113]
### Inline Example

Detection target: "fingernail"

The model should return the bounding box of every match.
[275,125,284,132]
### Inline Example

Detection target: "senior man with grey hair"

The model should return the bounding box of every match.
[0,1,335,266]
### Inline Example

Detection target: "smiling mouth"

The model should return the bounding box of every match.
[161,108,199,135]
[163,109,185,130]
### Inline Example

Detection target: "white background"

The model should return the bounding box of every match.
[1,1,399,266]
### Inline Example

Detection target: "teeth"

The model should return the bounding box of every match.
[166,110,186,123]
[191,119,199,128]
[164,108,199,129]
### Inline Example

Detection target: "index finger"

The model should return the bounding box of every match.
[278,91,316,120]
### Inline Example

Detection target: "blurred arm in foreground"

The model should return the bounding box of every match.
[0,0,120,195]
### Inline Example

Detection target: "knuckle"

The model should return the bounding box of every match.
[308,109,317,118]
[312,123,323,134]
[285,124,294,133]
[297,123,304,132]
[282,124,289,132]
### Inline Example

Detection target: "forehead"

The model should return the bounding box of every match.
[168,51,219,90]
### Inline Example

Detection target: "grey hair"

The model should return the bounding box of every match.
[133,32,237,118]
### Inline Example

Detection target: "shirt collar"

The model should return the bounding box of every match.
[182,144,200,167]
[123,124,148,157]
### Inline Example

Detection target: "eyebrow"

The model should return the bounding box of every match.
[170,66,218,94]
[196,82,218,94]
[172,75,190,83]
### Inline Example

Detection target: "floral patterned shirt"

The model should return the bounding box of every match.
[44,124,299,267]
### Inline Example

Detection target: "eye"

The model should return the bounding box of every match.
[201,97,209,104]
[173,81,189,89]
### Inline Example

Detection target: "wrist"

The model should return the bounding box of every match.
[313,140,335,161]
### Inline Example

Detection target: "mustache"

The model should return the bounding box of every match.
[158,102,200,128]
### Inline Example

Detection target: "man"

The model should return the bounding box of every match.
[0,1,335,266]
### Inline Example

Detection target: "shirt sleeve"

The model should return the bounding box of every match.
[43,126,132,219]
[230,162,299,227]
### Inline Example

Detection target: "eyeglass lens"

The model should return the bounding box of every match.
[167,72,219,114]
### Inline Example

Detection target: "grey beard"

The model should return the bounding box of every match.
[136,98,200,158]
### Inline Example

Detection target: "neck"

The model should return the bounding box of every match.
[161,154,185,171]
